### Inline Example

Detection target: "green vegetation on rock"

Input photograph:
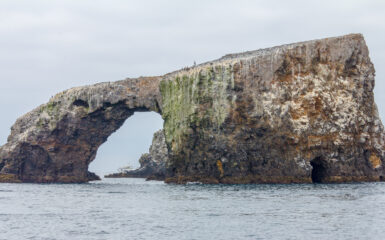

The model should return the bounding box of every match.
[160,64,234,153]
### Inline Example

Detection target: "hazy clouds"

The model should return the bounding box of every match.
[1,0,384,174]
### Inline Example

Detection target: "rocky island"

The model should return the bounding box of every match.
[0,33,384,184]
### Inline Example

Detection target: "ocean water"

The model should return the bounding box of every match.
[0,178,385,240]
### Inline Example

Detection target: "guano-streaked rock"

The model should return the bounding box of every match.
[0,34,384,184]
[0,77,162,182]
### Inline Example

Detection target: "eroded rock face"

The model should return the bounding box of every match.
[0,77,162,182]
[161,34,385,183]
[0,33,384,184]
[105,129,168,180]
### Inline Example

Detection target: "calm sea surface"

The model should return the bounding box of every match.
[0,178,385,240]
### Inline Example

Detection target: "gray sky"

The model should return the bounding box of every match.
[0,0,384,175]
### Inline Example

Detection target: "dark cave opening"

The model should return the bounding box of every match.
[72,99,89,108]
[310,157,327,183]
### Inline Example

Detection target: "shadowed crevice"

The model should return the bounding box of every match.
[72,99,89,108]
[310,157,327,183]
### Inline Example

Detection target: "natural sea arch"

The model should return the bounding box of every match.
[0,77,163,183]
[1,34,385,184]
[89,112,163,177]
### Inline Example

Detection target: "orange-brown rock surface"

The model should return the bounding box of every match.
[0,34,384,183]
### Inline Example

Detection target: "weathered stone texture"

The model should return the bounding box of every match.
[161,34,385,183]
[0,77,162,182]
[0,33,384,184]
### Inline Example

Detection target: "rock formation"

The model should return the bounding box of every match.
[1,33,384,184]
[105,129,168,180]
[0,77,162,182]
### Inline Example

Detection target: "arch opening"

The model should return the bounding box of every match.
[310,157,327,183]
[88,111,164,177]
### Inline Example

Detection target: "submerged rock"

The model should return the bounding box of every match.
[0,33,384,184]
[105,130,168,180]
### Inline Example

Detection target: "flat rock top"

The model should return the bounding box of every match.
[219,33,363,61]
[165,33,365,78]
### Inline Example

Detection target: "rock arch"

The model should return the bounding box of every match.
[0,77,162,182]
[1,34,385,184]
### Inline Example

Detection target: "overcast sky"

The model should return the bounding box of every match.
[0,0,384,175]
